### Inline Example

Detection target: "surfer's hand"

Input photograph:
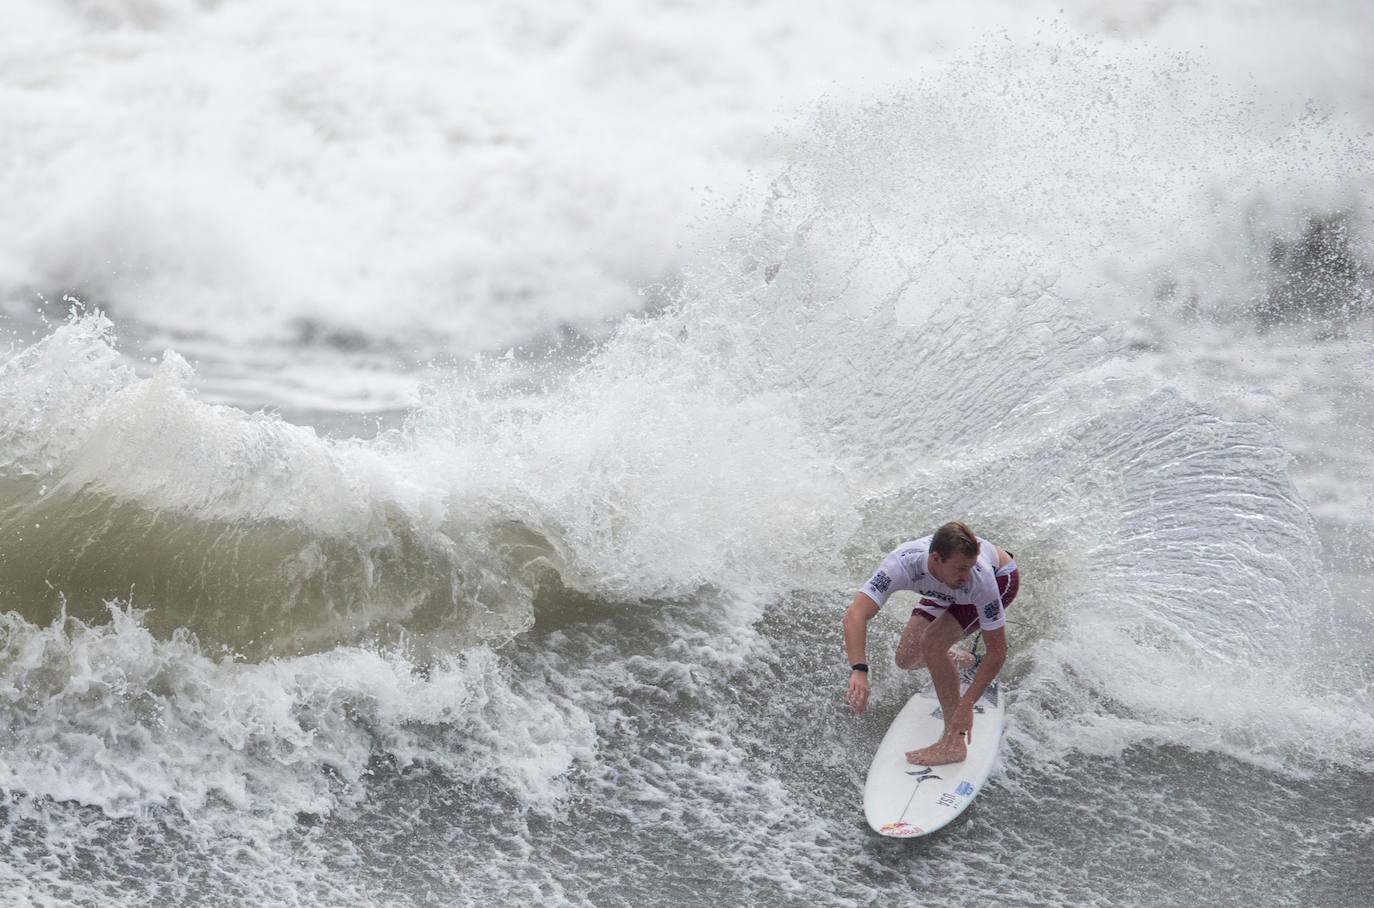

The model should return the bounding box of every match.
[949,702,974,744]
[847,671,870,714]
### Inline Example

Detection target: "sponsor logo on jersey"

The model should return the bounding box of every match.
[870,571,891,594]
[983,601,1000,620]
[919,589,954,603]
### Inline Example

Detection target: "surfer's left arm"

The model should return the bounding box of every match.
[951,628,1006,737]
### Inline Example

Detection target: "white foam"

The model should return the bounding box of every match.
[0,603,596,820]
[4,1,1370,403]
[1006,612,1374,775]
[0,0,1043,363]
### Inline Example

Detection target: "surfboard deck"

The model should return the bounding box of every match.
[863,660,1005,838]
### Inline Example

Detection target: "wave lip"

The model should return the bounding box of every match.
[0,314,533,657]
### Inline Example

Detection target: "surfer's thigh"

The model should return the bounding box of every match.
[920,609,968,657]
[894,606,938,670]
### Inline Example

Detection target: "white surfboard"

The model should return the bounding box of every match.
[863,660,1005,838]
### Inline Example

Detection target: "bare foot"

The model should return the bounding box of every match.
[905,736,968,766]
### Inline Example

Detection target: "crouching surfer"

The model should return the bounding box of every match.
[842,521,1019,766]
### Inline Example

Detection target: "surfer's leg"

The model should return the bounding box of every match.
[918,611,970,709]
[893,608,934,670]
[905,613,972,766]
[895,603,976,671]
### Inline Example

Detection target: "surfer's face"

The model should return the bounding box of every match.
[929,551,977,588]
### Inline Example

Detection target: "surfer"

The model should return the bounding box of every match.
[842,521,1019,766]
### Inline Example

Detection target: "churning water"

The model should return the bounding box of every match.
[2,2,1372,905]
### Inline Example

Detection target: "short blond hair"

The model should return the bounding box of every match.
[930,521,979,559]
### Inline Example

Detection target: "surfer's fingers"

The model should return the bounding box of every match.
[847,684,864,712]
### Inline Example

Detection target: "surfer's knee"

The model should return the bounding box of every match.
[894,647,925,670]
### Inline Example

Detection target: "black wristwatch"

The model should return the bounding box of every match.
[850,663,869,673]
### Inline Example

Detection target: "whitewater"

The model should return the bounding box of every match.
[2,1,1372,906]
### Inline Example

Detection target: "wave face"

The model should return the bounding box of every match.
[3,4,1374,907]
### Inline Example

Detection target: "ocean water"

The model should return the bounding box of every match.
[2,1,1373,906]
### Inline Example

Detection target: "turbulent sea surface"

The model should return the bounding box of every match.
[2,1,1373,906]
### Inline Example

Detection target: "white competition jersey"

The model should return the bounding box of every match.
[859,536,1007,631]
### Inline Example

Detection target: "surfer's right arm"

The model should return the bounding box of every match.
[845,549,914,713]
[843,593,881,714]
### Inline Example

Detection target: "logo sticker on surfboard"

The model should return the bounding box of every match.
[879,822,924,837]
